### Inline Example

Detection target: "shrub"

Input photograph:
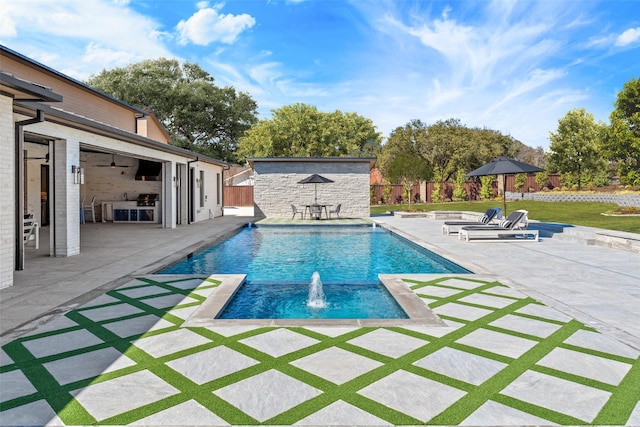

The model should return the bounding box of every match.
[480,176,494,199]
[432,182,443,203]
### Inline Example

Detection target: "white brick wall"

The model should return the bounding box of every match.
[53,138,81,256]
[253,160,371,218]
[0,95,14,288]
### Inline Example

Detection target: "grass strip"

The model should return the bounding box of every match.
[593,355,640,425]
[427,319,584,425]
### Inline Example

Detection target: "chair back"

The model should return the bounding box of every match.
[310,204,322,215]
[479,208,499,224]
[498,210,527,229]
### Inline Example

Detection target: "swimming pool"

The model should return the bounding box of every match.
[159,225,470,280]
[161,224,468,321]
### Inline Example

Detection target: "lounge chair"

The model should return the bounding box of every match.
[291,204,304,219]
[441,207,501,235]
[458,210,538,242]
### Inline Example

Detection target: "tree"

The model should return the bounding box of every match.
[603,77,640,186]
[378,118,521,198]
[237,103,382,160]
[86,58,258,163]
[377,120,433,208]
[547,108,607,190]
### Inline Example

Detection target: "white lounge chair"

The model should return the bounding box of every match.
[458,210,538,242]
[442,207,501,235]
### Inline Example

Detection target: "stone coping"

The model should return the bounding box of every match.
[182,274,448,328]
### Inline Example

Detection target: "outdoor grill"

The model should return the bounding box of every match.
[136,193,159,207]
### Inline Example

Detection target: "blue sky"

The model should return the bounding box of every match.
[1,0,639,150]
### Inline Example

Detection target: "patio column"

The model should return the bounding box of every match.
[162,160,176,229]
[0,95,14,288]
[52,138,80,256]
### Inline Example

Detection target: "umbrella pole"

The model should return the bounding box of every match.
[503,175,507,215]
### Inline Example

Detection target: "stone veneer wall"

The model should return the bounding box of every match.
[253,160,371,218]
[505,192,640,207]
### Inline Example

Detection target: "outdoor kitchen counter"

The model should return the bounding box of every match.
[101,201,161,223]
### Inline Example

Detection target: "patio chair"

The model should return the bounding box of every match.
[441,207,501,235]
[23,213,39,249]
[82,196,96,223]
[329,203,341,218]
[458,210,538,242]
[309,204,323,220]
[291,204,305,219]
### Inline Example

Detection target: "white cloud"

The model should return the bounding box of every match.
[0,0,173,79]
[177,3,255,46]
[615,27,640,46]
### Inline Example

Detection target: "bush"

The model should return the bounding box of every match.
[432,183,443,203]
[480,176,493,200]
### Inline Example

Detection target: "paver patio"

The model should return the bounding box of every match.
[1,215,639,426]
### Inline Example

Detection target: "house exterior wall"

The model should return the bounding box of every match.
[1,46,227,288]
[1,55,138,134]
[0,94,14,288]
[252,159,372,218]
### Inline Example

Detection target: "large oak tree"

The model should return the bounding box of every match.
[237,103,382,160]
[86,58,258,163]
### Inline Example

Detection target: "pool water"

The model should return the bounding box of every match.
[160,225,469,280]
[159,225,469,320]
[218,281,408,319]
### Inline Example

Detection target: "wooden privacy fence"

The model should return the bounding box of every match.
[371,174,560,204]
[223,186,254,206]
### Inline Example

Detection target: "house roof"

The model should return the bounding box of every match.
[1,45,145,115]
[13,101,228,167]
[247,157,377,169]
[2,45,228,168]
[0,72,62,103]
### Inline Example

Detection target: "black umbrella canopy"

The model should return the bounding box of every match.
[297,174,334,184]
[298,174,334,203]
[466,156,544,177]
[466,156,544,214]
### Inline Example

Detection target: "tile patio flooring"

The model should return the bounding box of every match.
[1,216,639,426]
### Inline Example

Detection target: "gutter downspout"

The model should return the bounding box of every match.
[186,157,199,224]
[221,163,231,217]
[15,110,44,270]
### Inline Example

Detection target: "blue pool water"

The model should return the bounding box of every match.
[159,225,470,319]
[218,281,408,319]
[160,225,470,280]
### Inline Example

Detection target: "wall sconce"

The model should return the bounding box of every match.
[72,165,85,184]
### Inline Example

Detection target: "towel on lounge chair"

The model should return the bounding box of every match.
[441,207,501,235]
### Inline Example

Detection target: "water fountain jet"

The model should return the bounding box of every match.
[307,271,327,309]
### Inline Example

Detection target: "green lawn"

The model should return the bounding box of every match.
[371,201,640,234]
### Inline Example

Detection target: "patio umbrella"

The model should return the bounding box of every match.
[298,174,334,203]
[466,156,544,214]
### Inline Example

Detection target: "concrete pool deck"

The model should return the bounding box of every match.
[1,214,639,425]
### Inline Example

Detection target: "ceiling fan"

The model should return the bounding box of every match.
[96,153,130,168]
[25,153,49,162]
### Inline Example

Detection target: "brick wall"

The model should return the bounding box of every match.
[0,95,14,288]
[253,160,371,218]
